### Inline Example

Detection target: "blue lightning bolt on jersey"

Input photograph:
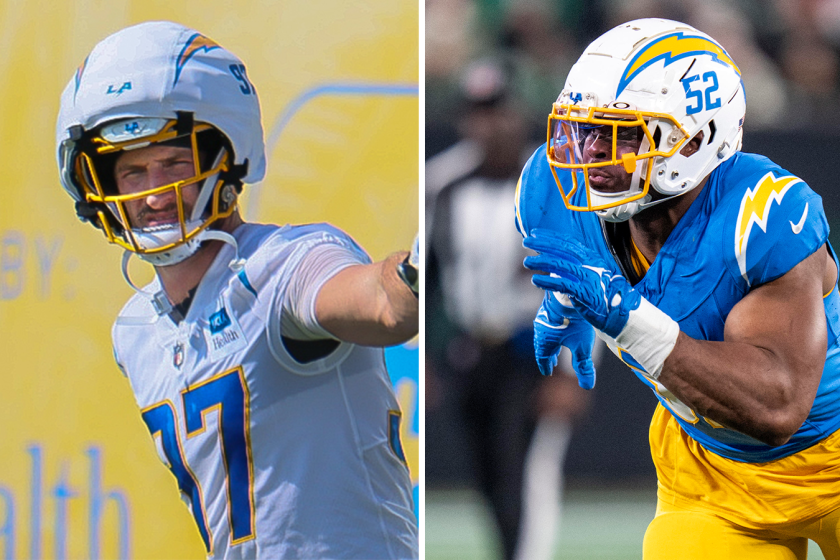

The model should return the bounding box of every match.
[516,145,840,463]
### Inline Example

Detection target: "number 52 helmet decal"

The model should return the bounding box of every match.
[547,18,745,222]
[56,21,266,266]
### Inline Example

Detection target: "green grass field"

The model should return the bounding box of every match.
[425,487,827,560]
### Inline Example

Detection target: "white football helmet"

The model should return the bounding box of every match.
[56,21,266,265]
[546,18,745,222]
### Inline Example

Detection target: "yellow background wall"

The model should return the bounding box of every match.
[0,1,418,558]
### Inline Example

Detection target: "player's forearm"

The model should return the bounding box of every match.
[522,229,826,446]
[316,252,419,346]
[368,251,420,344]
[659,333,822,446]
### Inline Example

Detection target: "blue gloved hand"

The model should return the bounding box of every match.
[524,228,642,338]
[534,289,597,389]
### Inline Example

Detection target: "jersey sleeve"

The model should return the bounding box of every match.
[280,237,370,340]
[268,224,371,341]
[111,337,127,378]
[726,171,829,288]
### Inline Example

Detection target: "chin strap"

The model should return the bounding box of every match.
[595,177,699,222]
[199,229,246,272]
[121,251,174,318]
[120,228,246,317]
[636,184,697,212]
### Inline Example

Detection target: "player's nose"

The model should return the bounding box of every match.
[585,134,612,160]
[144,184,178,209]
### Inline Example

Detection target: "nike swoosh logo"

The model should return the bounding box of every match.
[790,203,809,234]
[535,317,569,330]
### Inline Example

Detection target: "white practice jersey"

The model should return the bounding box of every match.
[112,223,418,559]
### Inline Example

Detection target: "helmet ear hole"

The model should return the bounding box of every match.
[89,150,121,195]
[680,131,705,157]
[195,128,230,173]
[651,125,662,151]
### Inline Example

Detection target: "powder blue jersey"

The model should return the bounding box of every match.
[516,146,840,463]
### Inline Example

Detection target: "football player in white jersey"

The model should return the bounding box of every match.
[55,21,419,559]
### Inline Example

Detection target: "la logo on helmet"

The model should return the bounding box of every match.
[106,81,132,95]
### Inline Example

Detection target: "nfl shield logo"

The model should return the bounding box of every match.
[173,342,184,369]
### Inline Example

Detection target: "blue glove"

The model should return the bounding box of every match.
[534,290,597,389]
[524,228,642,338]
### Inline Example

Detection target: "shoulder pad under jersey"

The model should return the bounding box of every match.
[720,154,829,288]
[237,223,371,298]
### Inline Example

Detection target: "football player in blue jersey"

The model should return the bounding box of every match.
[515,18,840,559]
[56,22,418,559]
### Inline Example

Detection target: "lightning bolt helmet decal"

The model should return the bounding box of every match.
[174,33,222,86]
[544,19,747,221]
[617,31,741,97]
[73,55,90,100]
[55,21,266,266]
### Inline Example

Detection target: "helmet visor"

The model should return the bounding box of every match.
[546,104,687,212]
[75,118,233,255]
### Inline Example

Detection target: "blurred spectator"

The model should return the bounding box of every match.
[426,0,840,138]
[475,0,601,115]
[778,34,840,126]
[600,0,791,128]
[772,0,840,127]
[426,0,480,158]
[425,57,596,560]
[809,0,840,48]
[687,1,791,128]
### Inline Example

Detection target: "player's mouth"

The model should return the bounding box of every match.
[588,168,628,192]
[138,212,181,229]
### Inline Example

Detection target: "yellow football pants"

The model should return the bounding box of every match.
[644,499,840,560]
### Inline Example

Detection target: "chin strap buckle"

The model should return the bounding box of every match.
[151,291,173,316]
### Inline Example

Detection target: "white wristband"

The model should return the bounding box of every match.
[614,297,680,380]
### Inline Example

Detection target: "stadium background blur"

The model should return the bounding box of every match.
[0,1,418,558]
[426,1,840,558]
